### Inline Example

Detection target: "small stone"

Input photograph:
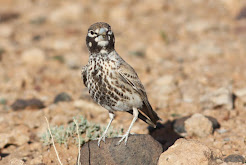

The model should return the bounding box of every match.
[9,158,24,165]
[21,48,45,67]
[174,115,220,134]
[173,116,190,134]
[217,128,227,134]
[54,92,72,103]
[224,154,245,163]
[149,122,182,151]
[79,134,163,165]
[0,133,11,148]
[184,113,213,137]
[11,98,45,110]
[236,6,246,20]
[200,87,234,110]
[0,11,19,23]
[158,138,212,165]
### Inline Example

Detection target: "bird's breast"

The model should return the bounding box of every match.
[86,57,142,111]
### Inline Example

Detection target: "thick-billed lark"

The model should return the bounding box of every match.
[82,22,161,147]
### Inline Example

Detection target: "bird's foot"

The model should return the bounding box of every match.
[97,135,106,147]
[116,133,130,145]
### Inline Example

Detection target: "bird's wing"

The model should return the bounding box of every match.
[117,61,160,125]
[81,65,88,87]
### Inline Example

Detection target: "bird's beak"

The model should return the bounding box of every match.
[99,28,107,36]
[98,28,107,41]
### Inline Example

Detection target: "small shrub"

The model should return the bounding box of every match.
[41,116,123,147]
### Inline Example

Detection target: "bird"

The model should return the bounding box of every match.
[82,22,161,147]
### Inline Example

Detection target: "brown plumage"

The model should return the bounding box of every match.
[82,22,161,146]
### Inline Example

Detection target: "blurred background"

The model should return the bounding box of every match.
[0,0,246,164]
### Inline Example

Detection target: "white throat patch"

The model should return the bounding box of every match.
[100,49,108,54]
[98,41,109,47]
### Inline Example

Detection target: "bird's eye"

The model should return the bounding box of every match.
[90,31,94,35]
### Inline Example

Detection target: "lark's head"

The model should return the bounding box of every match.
[86,22,115,54]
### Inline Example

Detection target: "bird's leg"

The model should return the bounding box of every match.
[117,107,139,145]
[98,112,114,147]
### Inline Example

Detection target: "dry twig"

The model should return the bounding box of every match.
[74,118,81,165]
[44,116,63,165]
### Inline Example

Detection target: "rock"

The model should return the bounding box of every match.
[54,92,72,103]
[0,125,30,148]
[0,133,12,148]
[0,11,19,23]
[173,115,220,134]
[9,158,25,165]
[158,138,213,165]
[11,98,45,110]
[236,6,246,20]
[79,134,163,165]
[148,122,183,151]
[21,48,45,67]
[49,4,83,24]
[224,154,245,163]
[200,87,234,110]
[235,88,246,107]
[184,113,213,137]
[173,116,190,134]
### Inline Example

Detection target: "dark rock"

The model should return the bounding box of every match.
[148,121,182,151]
[0,11,19,23]
[54,92,72,103]
[173,115,220,134]
[224,154,245,163]
[11,98,45,110]
[206,116,220,130]
[173,116,190,134]
[79,134,163,165]
[236,6,246,20]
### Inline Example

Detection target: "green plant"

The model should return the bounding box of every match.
[41,116,123,147]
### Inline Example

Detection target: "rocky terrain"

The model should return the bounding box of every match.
[0,0,246,164]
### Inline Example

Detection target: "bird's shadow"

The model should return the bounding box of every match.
[148,120,183,151]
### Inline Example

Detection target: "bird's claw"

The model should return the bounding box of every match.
[97,135,106,147]
[116,133,129,145]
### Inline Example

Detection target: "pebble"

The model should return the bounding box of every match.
[54,92,72,103]
[158,138,213,165]
[11,98,45,110]
[184,113,213,137]
[224,154,245,163]
[200,87,234,110]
